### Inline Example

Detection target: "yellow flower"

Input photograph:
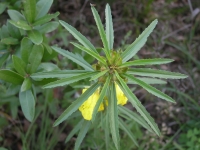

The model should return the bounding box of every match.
[79,83,128,120]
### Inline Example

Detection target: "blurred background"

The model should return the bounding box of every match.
[0,0,200,149]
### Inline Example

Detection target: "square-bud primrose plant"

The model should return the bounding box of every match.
[33,4,187,150]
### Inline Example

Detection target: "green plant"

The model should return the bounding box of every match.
[30,4,187,150]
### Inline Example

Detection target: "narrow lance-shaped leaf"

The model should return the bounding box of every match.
[9,20,32,30]
[109,83,120,150]
[36,0,53,19]
[92,76,110,122]
[43,72,98,88]
[90,70,108,81]
[53,82,100,126]
[27,29,43,45]
[59,20,97,53]
[71,42,106,65]
[21,37,33,63]
[0,69,24,85]
[115,71,161,136]
[74,120,91,150]
[124,74,175,103]
[119,58,174,68]
[21,78,32,92]
[31,70,88,79]
[119,118,138,147]
[122,19,158,62]
[0,53,9,68]
[12,55,27,76]
[19,90,35,122]
[91,6,110,58]
[105,4,114,50]
[7,9,25,21]
[52,46,94,71]
[23,0,36,23]
[128,77,167,85]
[65,119,84,143]
[127,68,188,79]
[105,109,110,150]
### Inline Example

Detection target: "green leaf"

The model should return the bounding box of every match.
[29,44,44,73]
[127,68,188,79]
[122,19,158,62]
[53,82,100,126]
[9,20,32,30]
[43,71,98,88]
[31,70,88,79]
[19,89,35,122]
[42,42,52,54]
[7,10,25,21]
[124,74,175,103]
[0,53,9,67]
[105,110,110,150]
[0,69,24,85]
[1,37,19,45]
[128,77,167,84]
[37,21,59,33]
[115,71,161,136]
[71,42,106,65]
[23,0,36,23]
[90,70,108,81]
[91,6,110,58]
[75,120,91,150]
[12,55,26,76]
[119,118,138,147]
[59,20,97,53]
[52,46,93,71]
[0,3,6,14]
[105,4,114,50]
[65,119,84,143]
[7,21,21,39]
[36,0,53,19]
[33,12,60,26]
[21,78,32,92]
[119,58,174,68]
[92,76,110,121]
[109,83,120,150]
[118,106,153,133]
[20,37,33,63]
[27,29,43,45]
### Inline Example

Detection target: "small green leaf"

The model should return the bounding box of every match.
[127,68,188,79]
[0,53,9,68]
[37,21,59,33]
[75,120,91,150]
[122,19,158,62]
[109,83,120,150]
[71,42,106,65]
[0,25,9,39]
[27,30,43,45]
[92,76,110,121]
[52,46,94,71]
[7,10,25,21]
[119,118,138,147]
[128,77,167,85]
[0,69,24,85]
[65,119,84,143]
[119,58,174,68]
[23,0,36,23]
[115,71,161,136]
[36,0,53,19]
[33,12,60,26]
[90,70,108,81]
[43,71,98,88]
[105,4,114,50]
[42,42,52,54]
[9,20,32,30]
[0,3,6,14]
[59,20,97,53]
[21,78,32,92]
[21,37,33,63]
[12,55,26,76]
[91,6,110,58]
[29,44,44,73]
[7,21,21,39]
[19,90,35,122]
[31,70,88,79]
[124,74,175,103]
[1,37,19,45]
[53,82,100,126]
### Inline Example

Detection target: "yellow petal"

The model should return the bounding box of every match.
[79,88,104,120]
[115,83,128,105]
